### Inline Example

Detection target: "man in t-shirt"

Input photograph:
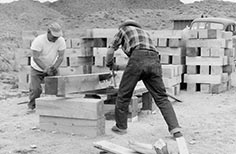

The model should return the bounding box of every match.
[28,22,66,111]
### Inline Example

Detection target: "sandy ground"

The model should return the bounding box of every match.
[0,72,236,154]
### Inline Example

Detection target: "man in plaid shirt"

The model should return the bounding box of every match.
[106,20,183,138]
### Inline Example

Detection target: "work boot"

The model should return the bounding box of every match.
[27,103,36,110]
[111,125,127,135]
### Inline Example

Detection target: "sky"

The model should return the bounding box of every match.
[0,0,236,3]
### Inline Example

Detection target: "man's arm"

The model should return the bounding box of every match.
[106,47,115,67]
[51,49,65,69]
[32,50,47,72]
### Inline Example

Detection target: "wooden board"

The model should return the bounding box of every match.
[176,137,189,154]
[44,72,112,96]
[39,115,105,137]
[94,140,139,154]
[36,97,104,120]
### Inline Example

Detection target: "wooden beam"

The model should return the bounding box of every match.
[44,72,112,96]
[94,140,139,154]
[37,97,104,119]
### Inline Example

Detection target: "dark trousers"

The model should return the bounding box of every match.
[115,49,181,134]
[28,67,47,108]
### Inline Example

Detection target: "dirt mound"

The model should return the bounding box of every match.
[48,0,182,17]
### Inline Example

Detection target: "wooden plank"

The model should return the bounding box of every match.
[176,137,189,154]
[58,66,84,75]
[160,55,171,64]
[65,48,93,57]
[44,72,112,95]
[37,97,104,120]
[40,115,105,137]
[94,140,138,154]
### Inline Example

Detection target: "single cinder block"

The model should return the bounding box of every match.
[187,65,197,74]
[211,66,223,75]
[158,38,168,47]
[187,83,196,92]
[200,84,210,93]
[201,48,210,57]
[187,30,198,39]
[210,48,225,57]
[200,65,210,75]
[168,38,180,47]
[186,47,199,57]
[71,38,83,48]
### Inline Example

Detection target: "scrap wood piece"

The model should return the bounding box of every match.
[128,140,156,154]
[128,139,169,154]
[94,140,138,154]
[44,72,112,96]
[176,137,189,154]
[153,139,169,154]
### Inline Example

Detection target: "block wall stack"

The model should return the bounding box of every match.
[88,28,184,96]
[184,29,235,93]
[148,30,185,95]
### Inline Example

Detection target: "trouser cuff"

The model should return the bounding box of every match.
[170,127,181,135]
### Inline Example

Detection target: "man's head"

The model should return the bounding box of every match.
[47,22,63,42]
[119,20,142,29]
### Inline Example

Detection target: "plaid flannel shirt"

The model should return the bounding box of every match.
[109,26,157,57]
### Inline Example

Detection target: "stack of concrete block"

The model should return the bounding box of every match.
[88,28,184,96]
[148,30,185,95]
[184,29,235,93]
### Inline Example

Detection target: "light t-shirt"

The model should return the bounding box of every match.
[30,33,66,72]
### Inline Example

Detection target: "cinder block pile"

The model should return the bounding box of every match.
[184,29,235,93]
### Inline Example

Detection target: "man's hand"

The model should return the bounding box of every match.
[45,66,58,76]
[50,66,58,75]
[106,62,120,71]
